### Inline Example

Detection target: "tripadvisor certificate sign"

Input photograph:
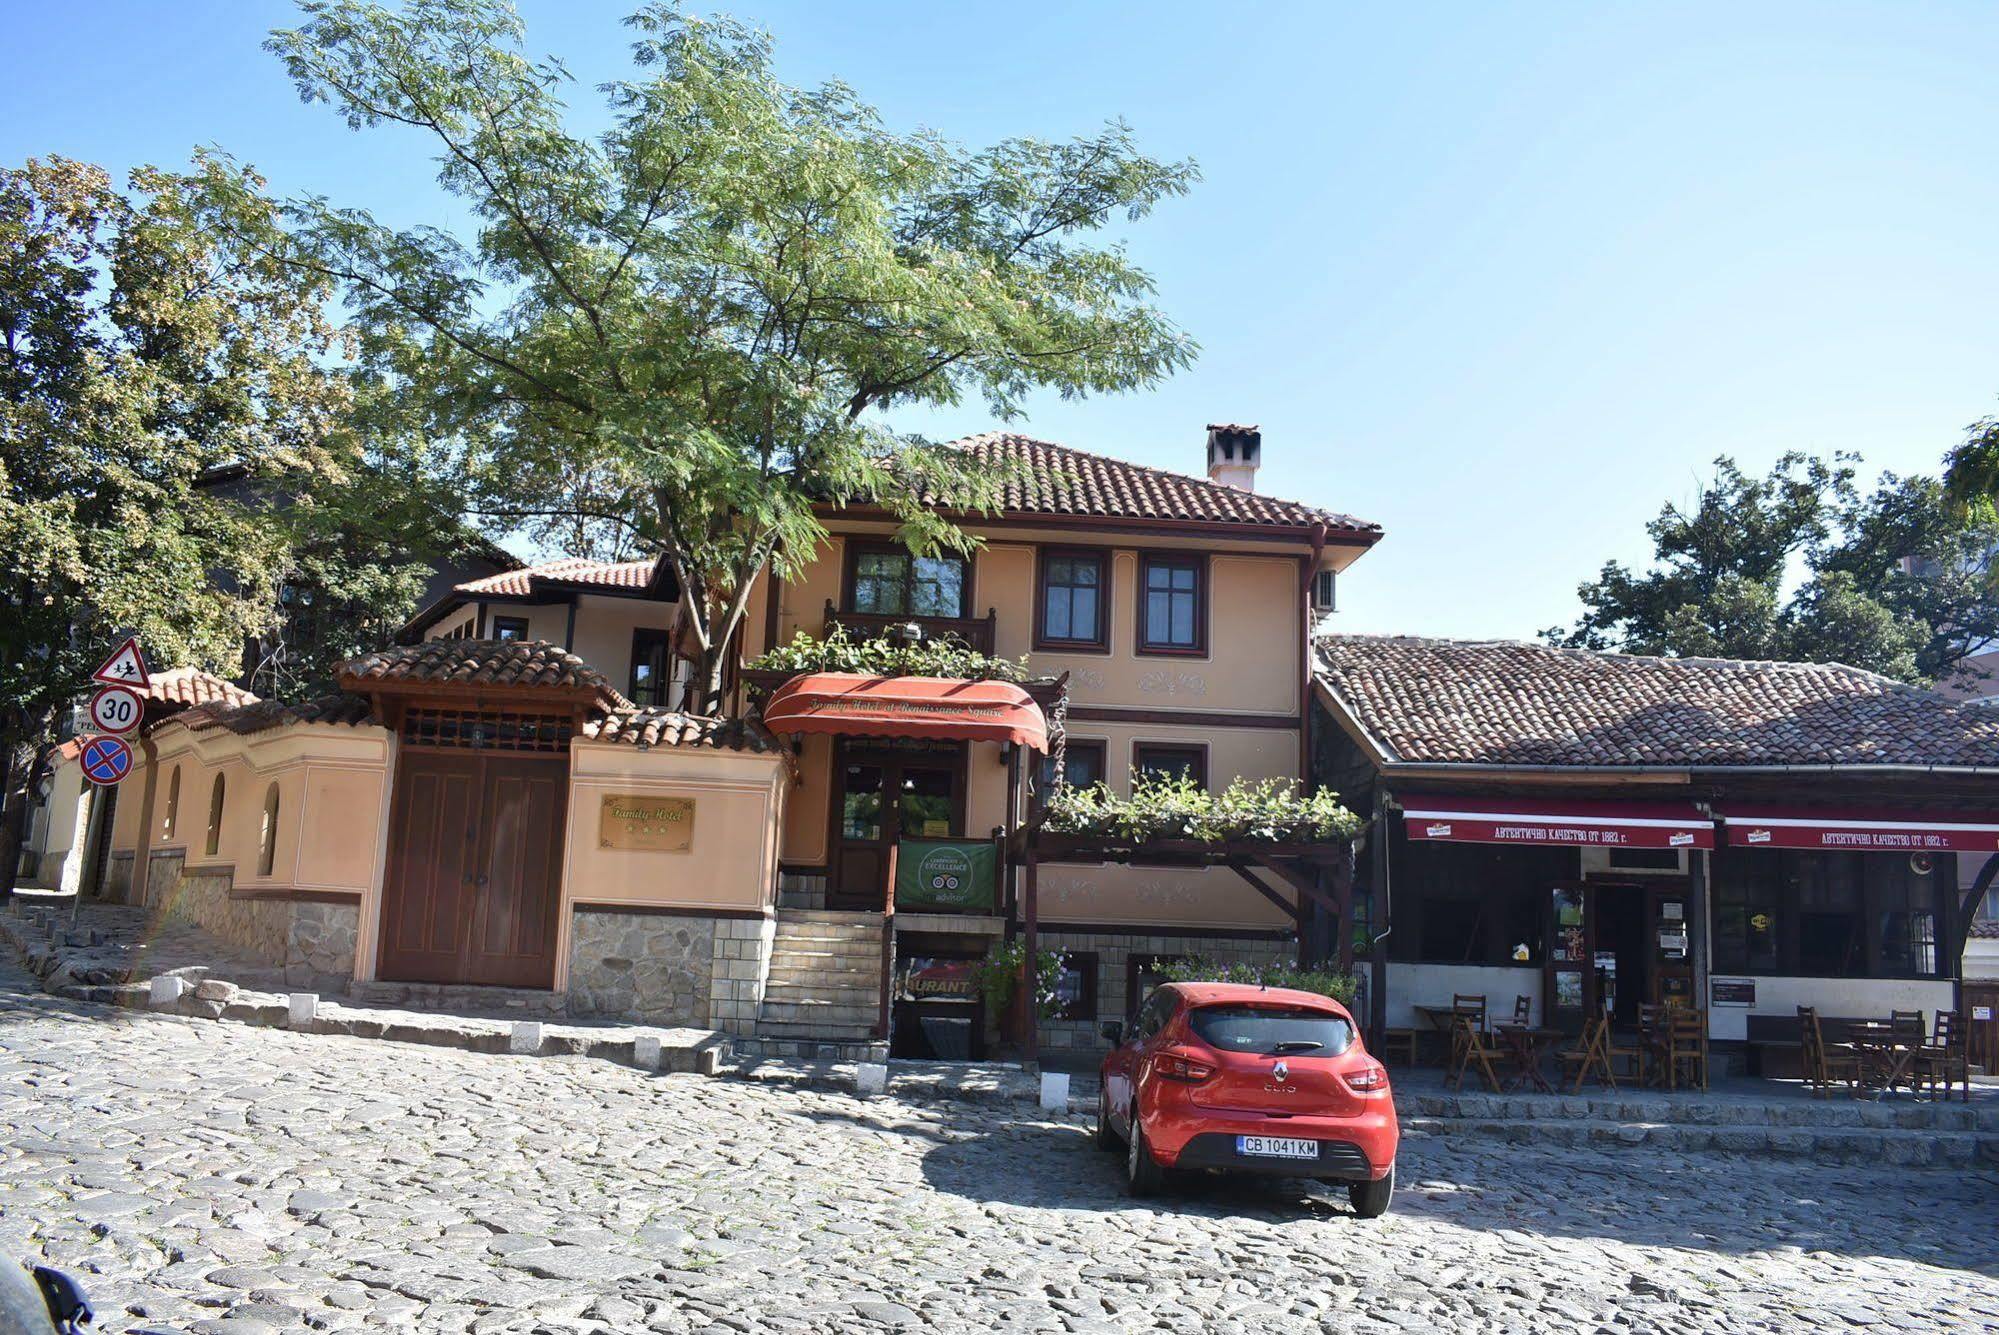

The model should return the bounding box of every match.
[599,794,696,852]
[896,838,996,911]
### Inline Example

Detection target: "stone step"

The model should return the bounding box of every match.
[1401,1116,1999,1166]
[765,966,879,990]
[349,980,567,1016]
[776,909,883,927]
[1398,1091,1999,1134]
[772,924,882,945]
[756,1016,879,1042]
[733,1035,888,1063]
[767,942,880,965]
[759,998,878,1026]
[762,988,877,1013]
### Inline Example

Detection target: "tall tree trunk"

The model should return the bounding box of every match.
[0,711,27,899]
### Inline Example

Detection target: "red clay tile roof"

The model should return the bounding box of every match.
[1316,634,1999,769]
[934,432,1379,536]
[582,708,784,754]
[174,693,376,737]
[340,638,626,702]
[455,558,656,597]
[145,667,258,710]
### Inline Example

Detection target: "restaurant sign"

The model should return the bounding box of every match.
[1720,807,1999,853]
[1401,800,1714,850]
[1711,977,1756,1007]
[895,837,996,911]
[598,794,696,852]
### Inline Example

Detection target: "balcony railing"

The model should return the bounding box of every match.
[822,601,997,655]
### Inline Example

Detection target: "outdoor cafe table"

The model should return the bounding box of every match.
[1414,1004,1470,1063]
[1493,1023,1564,1094]
[1846,1021,1918,1096]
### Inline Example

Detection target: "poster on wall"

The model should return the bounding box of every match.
[1711,977,1756,1007]
[598,795,696,852]
[1554,970,1584,1010]
[895,838,996,910]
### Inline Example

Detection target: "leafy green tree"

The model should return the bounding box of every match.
[0,154,354,889]
[1548,453,1999,685]
[243,0,1198,710]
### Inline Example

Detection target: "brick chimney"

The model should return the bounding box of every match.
[1206,423,1261,491]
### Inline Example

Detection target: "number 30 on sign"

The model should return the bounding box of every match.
[89,685,144,735]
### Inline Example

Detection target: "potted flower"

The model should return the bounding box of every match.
[972,939,1069,1044]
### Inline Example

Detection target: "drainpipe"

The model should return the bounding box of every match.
[1368,789,1392,1052]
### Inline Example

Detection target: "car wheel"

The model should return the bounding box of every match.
[1094,1088,1121,1151]
[1348,1163,1394,1219]
[1125,1105,1165,1197]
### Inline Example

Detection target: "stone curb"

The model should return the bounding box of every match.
[1,907,728,1079]
[1402,1115,1999,1166]
[727,1056,1084,1112]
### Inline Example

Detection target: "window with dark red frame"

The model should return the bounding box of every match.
[1133,742,1206,790]
[847,545,968,618]
[629,628,674,707]
[1034,738,1107,801]
[491,615,530,642]
[1138,553,1205,653]
[1037,549,1107,649]
[1051,952,1098,1021]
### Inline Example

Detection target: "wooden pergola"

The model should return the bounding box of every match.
[1006,828,1357,1063]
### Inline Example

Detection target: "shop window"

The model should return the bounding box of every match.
[629,628,673,707]
[162,765,181,841]
[1794,853,1863,975]
[1501,893,1543,965]
[1714,854,1782,973]
[1034,739,1107,800]
[1037,550,1107,649]
[1051,953,1098,1022]
[258,783,280,877]
[492,615,529,642]
[848,546,968,618]
[205,774,225,858]
[1607,848,1680,871]
[1137,553,1205,654]
[1126,953,1185,1022]
[1418,896,1489,964]
[1133,743,1206,790]
[1870,855,1939,977]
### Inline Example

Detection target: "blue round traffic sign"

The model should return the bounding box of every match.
[79,734,133,786]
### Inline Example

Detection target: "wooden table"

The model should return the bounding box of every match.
[1847,1021,1918,1096]
[1493,1023,1564,1094]
[1415,1004,1474,1065]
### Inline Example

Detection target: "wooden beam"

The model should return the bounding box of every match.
[1246,849,1344,918]
[1229,864,1304,926]
[1023,851,1040,1066]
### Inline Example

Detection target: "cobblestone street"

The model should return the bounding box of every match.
[4,961,1997,1335]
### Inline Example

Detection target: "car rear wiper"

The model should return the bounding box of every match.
[1270,1040,1325,1054]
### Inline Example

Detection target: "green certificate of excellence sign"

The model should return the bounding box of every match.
[896,838,996,911]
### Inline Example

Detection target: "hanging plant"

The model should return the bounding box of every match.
[1042,773,1362,844]
[746,624,1031,683]
[971,939,1070,1019]
[1159,956,1359,1005]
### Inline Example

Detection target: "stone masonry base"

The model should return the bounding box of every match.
[565,907,774,1036]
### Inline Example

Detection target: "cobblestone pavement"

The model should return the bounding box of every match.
[4,960,1998,1335]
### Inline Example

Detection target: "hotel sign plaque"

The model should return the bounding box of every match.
[599,795,696,852]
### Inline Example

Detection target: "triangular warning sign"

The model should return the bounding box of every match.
[91,636,151,690]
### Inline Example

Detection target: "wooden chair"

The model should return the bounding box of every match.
[1379,1026,1420,1067]
[1663,1007,1708,1092]
[1448,994,1488,1070]
[1636,1003,1671,1088]
[1511,994,1532,1025]
[1799,1006,1860,1099]
[1915,1011,1970,1103]
[1561,1008,1617,1091]
[1891,1009,1926,1044]
[1448,1014,1504,1093]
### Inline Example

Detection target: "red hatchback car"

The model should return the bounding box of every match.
[1096,982,1398,1215]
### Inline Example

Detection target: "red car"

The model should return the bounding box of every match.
[1095,982,1397,1215]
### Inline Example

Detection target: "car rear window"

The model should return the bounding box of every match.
[1189,1005,1354,1056]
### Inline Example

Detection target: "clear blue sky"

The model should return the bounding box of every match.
[10,1,1999,639]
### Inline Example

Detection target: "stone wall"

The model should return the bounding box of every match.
[1033,929,1296,1058]
[564,908,775,1035]
[567,908,718,1026]
[142,848,357,991]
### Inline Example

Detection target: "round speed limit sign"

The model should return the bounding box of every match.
[88,684,144,735]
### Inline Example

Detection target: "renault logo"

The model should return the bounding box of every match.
[1271,1060,1288,1081]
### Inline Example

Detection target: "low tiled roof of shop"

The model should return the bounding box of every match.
[453,557,657,598]
[582,707,784,754]
[145,667,258,710]
[173,693,376,737]
[930,432,1380,536]
[1315,634,1999,769]
[1970,920,1999,939]
[340,639,627,703]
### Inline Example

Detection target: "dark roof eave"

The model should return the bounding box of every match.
[814,501,1382,545]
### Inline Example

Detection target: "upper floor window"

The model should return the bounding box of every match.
[205,773,226,858]
[1138,553,1205,654]
[1036,550,1107,650]
[630,629,674,708]
[1133,742,1206,790]
[492,615,529,642]
[848,546,967,618]
[1034,738,1107,801]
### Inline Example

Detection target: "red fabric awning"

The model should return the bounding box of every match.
[1400,795,1715,849]
[1718,806,1999,853]
[760,673,1049,752]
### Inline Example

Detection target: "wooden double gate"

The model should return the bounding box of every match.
[378,726,569,990]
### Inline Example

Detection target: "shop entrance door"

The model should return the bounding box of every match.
[829,741,965,910]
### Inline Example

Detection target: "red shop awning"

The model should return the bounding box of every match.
[1401,795,1715,850]
[760,673,1049,752]
[1718,806,1999,853]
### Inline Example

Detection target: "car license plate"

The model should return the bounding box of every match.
[1236,1135,1317,1160]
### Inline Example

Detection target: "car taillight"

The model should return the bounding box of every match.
[1343,1063,1389,1094]
[1153,1052,1216,1083]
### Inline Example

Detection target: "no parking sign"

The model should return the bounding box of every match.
[78,735,134,787]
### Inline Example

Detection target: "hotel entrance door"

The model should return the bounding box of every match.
[829,741,965,910]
